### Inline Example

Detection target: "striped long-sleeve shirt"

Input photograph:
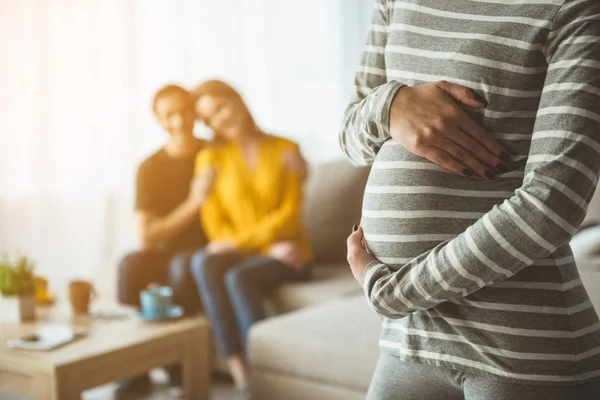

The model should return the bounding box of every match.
[340,0,600,384]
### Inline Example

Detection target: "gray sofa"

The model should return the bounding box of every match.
[248,161,600,400]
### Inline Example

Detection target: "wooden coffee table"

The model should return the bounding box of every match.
[0,304,211,399]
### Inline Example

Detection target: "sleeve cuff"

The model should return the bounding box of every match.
[379,80,406,140]
[362,260,385,289]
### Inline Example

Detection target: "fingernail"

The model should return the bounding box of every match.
[352,224,359,233]
[495,163,508,174]
[463,169,474,177]
[500,152,511,164]
[485,170,496,180]
[473,93,487,106]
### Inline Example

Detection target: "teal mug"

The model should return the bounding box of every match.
[140,286,173,320]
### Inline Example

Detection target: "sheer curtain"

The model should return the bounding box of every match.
[0,0,373,293]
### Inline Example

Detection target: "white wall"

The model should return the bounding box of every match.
[0,0,374,293]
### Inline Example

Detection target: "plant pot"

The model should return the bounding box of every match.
[0,294,36,323]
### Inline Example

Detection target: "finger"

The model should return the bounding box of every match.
[282,254,302,271]
[418,146,475,177]
[358,227,373,254]
[347,233,364,255]
[457,113,510,163]
[361,237,372,254]
[436,137,496,179]
[434,80,486,108]
[357,225,366,238]
[290,254,304,271]
[282,249,294,259]
[442,127,506,173]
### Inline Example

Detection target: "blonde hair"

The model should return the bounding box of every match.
[190,80,255,128]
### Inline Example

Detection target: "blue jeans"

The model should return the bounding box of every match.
[191,251,310,356]
[117,248,203,315]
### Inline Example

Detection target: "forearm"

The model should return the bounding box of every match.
[339,0,404,166]
[139,198,200,249]
[363,174,591,318]
[340,82,404,166]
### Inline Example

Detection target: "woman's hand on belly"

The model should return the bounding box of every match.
[390,81,510,179]
[347,225,376,287]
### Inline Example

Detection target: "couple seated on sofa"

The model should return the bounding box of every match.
[117,80,313,395]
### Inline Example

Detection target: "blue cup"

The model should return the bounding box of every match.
[140,286,173,320]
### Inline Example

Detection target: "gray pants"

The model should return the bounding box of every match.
[367,352,600,400]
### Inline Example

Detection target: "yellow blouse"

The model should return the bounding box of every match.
[195,134,313,262]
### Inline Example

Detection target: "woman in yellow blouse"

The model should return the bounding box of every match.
[190,80,313,390]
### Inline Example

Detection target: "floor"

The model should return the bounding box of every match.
[83,383,241,400]
[1,370,243,400]
[83,370,242,400]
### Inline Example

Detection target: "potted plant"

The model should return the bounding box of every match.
[0,254,36,322]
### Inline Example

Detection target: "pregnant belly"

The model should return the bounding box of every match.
[362,141,522,269]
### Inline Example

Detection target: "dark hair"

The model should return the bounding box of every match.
[152,84,191,113]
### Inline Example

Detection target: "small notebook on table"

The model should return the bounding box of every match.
[7,324,88,351]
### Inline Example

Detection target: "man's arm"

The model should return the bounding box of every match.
[282,149,309,181]
[136,166,214,250]
[136,199,201,250]
[362,0,600,319]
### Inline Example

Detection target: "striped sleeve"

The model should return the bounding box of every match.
[339,0,404,167]
[362,0,600,319]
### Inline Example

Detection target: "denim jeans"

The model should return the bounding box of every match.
[191,250,310,356]
[117,248,203,314]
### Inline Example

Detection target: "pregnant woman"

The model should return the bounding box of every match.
[341,1,600,399]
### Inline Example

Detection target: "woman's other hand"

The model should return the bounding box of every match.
[347,225,376,286]
[282,149,309,181]
[390,81,510,179]
[207,240,238,254]
[189,167,217,206]
[268,241,305,271]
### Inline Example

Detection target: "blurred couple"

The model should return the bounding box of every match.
[117,80,313,396]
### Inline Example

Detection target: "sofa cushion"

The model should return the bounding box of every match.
[252,369,366,400]
[270,265,362,314]
[302,162,370,264]
[571,227,600,260]
[249,296,381,394]
[582,186,600,227]
[579,264,600,318]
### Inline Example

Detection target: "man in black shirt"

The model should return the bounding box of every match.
[119,84,213,311]
[117,84,214,396]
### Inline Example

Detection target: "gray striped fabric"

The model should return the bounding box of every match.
[340,0,600,385]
